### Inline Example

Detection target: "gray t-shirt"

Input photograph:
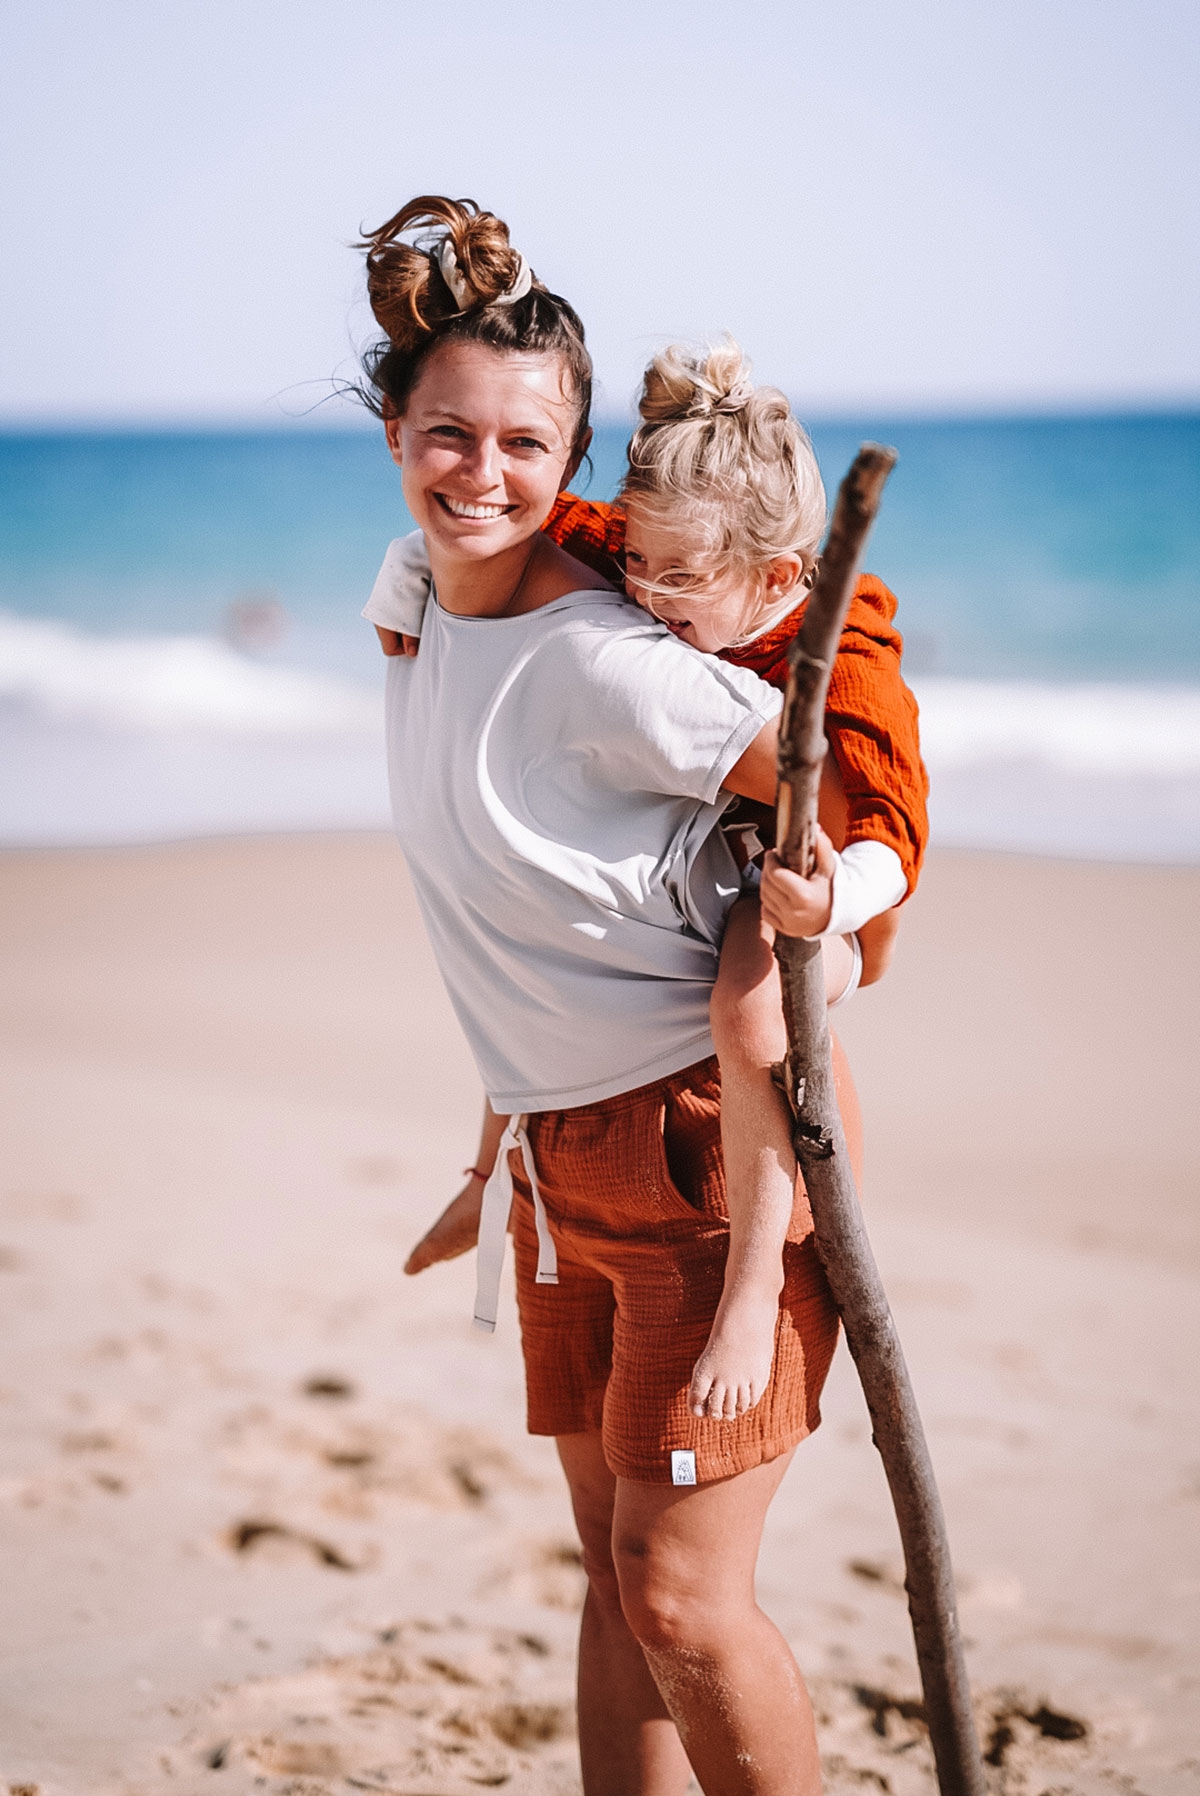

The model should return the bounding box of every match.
[378,587,781,1112]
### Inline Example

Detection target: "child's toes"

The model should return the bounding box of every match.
[711,1382,736,1421]
[689,1368,714,1417]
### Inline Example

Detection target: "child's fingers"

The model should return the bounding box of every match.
[812,824,837,878]
[401,633,420,657]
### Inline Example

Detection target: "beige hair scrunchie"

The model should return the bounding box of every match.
[436,239,534,312]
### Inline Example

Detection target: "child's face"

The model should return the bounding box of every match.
[622,511,757,654]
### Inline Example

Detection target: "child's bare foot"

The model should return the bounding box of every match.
[404,1180,485,1275]
[689,1287,780,1419]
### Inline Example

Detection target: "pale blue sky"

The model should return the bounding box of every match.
[2,0,1197,420]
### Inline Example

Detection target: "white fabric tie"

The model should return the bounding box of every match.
[436,241,533,313]
[473,1114,557,1333]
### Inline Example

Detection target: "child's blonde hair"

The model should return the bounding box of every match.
[621,338,826,645]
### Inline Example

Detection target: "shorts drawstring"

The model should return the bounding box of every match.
[473,1115,557,1333]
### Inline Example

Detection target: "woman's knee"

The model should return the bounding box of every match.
[577,1530,625,1616]
[613,1531,726,1653]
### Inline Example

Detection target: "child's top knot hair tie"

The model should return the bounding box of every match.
[436,239,534,313]
[710,381,754,415]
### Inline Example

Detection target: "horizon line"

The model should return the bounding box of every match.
[2,396,1200,436]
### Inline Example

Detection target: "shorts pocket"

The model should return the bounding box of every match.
[656,1075,727,1221]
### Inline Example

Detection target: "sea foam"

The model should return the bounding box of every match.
[4,611,1200,856]
[912,677,1200,776]
[0,609,378,738]
[5,609,1200,776]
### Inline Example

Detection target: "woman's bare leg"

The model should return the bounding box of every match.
[614,1448,821,1796]
[558,1432,694,1796]
[692,897,853,1419]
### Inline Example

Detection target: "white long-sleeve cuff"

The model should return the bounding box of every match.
[361,529,432,636]
[815,840,907,939]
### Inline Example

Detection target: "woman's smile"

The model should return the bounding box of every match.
[434,494,515,522]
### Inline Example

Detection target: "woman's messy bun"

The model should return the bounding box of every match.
[622,339,827,641]
[355,195,591,452]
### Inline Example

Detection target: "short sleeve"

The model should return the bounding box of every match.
[547,620,782,805]
[362,532,432,636]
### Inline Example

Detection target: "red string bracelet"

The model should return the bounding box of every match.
[463,1165,492,1182]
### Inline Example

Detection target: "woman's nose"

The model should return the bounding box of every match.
[460,436,503,489]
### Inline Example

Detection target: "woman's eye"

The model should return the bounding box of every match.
[430,425,467,440]
[510,437,548,453]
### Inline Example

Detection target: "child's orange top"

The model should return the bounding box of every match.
[544,492,929,897]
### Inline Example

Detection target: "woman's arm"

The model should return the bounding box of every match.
[722,716,780,804]
[404,1100,507,1275]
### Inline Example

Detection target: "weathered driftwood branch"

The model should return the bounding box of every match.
[774,446,985,1796]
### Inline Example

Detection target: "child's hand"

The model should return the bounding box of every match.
[760,827,837,938]
[374,625,420,658]
[689,1287,780,1420]
[404,1176,485,1275]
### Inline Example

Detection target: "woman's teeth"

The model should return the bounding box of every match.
[438,496,509,520]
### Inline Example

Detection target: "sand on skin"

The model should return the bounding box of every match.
[0,836,1197,1794]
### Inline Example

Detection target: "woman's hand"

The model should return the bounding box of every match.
[375,624,420,658]
[760,827,837,938]
[404,1175,486,1274]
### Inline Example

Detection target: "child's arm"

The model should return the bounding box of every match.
[404,1100,507,1275]
[363,530,432,658]
[759,827,906,988]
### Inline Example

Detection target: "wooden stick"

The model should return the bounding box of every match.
[774,446,985,1796]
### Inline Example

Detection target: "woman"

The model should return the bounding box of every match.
[359,194,858,1796]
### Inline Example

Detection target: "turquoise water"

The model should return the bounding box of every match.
[2,413,1198,681]
[2,413,1199,852]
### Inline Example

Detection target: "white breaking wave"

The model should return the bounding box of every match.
[4,610,1200,778]
[0,609,378,738]
[911,676,1200,776]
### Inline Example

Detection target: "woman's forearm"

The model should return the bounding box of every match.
[471,1099,508,1178]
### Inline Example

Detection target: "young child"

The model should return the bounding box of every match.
[367,340,928,1425]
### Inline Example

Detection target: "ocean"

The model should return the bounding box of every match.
[2,414,1198,857]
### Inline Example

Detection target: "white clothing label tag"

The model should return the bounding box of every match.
[671,1450,697,1486]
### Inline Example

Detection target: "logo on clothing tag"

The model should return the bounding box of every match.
[670,1450,697,1486]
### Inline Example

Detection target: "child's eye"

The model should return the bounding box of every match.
[625,550,645,567]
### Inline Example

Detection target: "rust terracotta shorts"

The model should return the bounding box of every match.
[510,1051,860,1485]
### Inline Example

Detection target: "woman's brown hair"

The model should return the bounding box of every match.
[356,196,592,453]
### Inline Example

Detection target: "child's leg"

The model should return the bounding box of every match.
[694,896,853,1420]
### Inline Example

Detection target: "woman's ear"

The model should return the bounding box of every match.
[384,411,404,467]
[561,425,593,492]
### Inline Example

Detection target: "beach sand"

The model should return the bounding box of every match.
[0,836,1196,1794]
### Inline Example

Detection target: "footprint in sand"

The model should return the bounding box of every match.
[476,1537,587,1613]
[177,1617,577,1794]
[225,1517,368,1572]
[813,1678,1091,1796]
[218,1399,531,1525]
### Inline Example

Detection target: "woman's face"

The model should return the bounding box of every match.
[386,341,585,567]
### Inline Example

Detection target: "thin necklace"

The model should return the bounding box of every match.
[502,544,536,616]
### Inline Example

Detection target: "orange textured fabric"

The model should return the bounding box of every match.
[544,495,930,896]
[510,1051,861,1482]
